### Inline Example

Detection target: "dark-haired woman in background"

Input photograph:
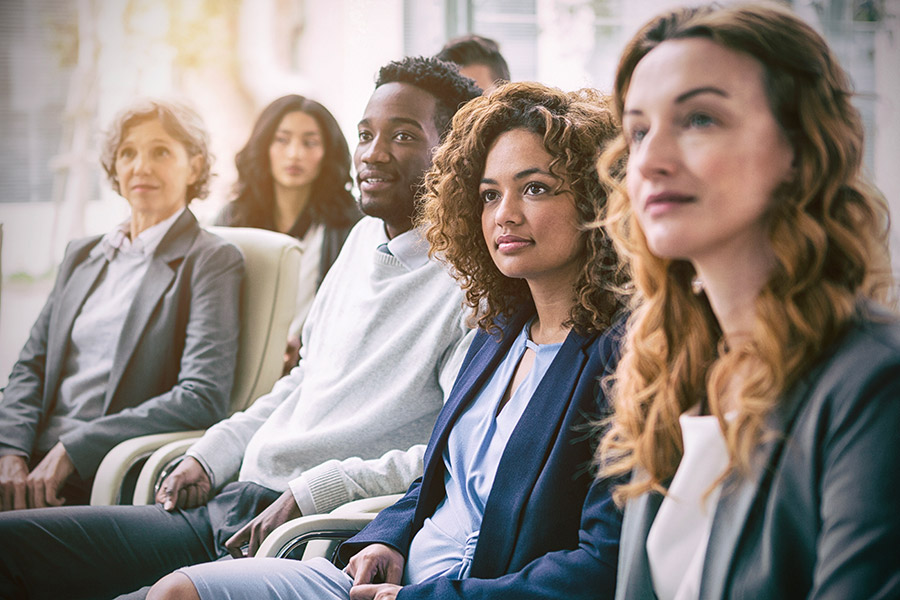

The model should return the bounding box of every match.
[597,3,900,599]
[217,95,360,368]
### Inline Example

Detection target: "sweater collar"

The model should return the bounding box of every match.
[380,224,429,271]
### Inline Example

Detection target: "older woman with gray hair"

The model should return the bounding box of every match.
[0,98,243,509]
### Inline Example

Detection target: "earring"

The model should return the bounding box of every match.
[691,275,704,295]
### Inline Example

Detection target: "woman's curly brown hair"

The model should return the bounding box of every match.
[419,81,624,335]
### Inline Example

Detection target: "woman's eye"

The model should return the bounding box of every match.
[153,147,171,158]
[395,132,414,142]
[358,131,372,142]
[274,136,290,145]
[687,113,715,128]
[481,189,499,203]
[304,138,322,148]
[524,182,548,196]
[118,147,134,159]
[628,128,646,145]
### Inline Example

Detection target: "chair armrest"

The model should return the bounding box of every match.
[90,431,205,506]
[256,513,378,559]
[130,434,205,505]
[331,494,403,514]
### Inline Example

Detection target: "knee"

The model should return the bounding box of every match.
[147,572,200,600]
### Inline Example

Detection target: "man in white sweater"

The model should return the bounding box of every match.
[0,57,482,600]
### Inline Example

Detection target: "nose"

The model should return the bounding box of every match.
[133,150,151,174]
[493,192,523,225]
[358,134,389,165]
[633,127,678,179]
[286,139,303,159]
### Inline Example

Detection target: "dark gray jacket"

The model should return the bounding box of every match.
[0,209,243,478]
[616,303,900,600]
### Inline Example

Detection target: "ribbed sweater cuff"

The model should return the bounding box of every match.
[292,463,351,515]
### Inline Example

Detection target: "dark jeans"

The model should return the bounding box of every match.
[0,481,279,600]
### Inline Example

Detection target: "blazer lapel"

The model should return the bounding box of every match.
[473,327,593,576]
[104,210,198,409]
[699,377,811,599]
[415,312,532,527]
[616,490,664,600]
[44,250,107,404]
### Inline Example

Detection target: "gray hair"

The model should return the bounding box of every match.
[100,98,214,201]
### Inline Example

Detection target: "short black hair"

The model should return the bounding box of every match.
[375,56,482,137]
[436,34,511,83]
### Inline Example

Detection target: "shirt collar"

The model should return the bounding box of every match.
[95,207,186,261]
[382,225,430,270]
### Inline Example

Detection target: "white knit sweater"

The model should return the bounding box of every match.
[187,217,471,514]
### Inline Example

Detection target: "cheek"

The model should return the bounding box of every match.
[481,207,493,242]
[309,149,326,176]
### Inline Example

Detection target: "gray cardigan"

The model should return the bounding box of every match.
[615,302,900,600]
[0,209,244,478]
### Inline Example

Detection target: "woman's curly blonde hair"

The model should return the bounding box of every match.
[596,2,894,504]
[419,81,624,335]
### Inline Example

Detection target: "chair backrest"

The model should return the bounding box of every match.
[207,226,302,412]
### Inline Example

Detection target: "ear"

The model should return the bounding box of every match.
[187,154,204,185]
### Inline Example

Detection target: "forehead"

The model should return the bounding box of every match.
[484,129,552,170]
[626,37,769,108]
[277,110,321,133]
[122,117,177,143]
[361,82,439,133]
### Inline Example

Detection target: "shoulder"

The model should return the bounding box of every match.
[56,234,103,276]
[795,304,900,431]
[813,305,900,386]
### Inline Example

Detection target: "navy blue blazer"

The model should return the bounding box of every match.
[339,311,623,599]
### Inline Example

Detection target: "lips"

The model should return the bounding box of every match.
[644,191,695,215]
[496,234,532,253]
[285,165,304,176]
[358,170,396,193]
[130,182,159,193]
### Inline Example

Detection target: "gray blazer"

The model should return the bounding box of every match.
[615,304,900,600]
[0,210,244,478]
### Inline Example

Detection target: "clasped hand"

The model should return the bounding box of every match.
[0,442,75,510]
[155,456,212,511]
[345,543,405,600]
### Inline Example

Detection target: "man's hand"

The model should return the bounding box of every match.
[224,489,301,558]
[282,337,301,376]
[26,442,75,508]
[350,583,402,600]
[0,454,29,511]
[155,456,212,511]
[346,543,405,587]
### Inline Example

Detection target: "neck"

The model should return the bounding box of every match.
[130,206,181,240]
[273,183,312,234]
[527,273,577,345]
[383,218,414,240]
[694,244,775,348]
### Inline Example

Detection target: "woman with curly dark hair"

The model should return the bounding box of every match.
[149,81,627,600]
[218,95,360,366]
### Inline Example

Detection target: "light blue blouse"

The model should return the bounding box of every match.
[404,320,563,584]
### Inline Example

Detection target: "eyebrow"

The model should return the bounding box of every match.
[275,127,321,137]
[624,86,730,117]
[481,167,550,185]
[120,137,172,146]
[357,117,425,131]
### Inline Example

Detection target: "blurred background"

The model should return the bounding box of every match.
[1,0,898,385]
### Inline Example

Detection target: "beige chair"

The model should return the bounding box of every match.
[256,494,403,561]
[90,227,302,505]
